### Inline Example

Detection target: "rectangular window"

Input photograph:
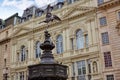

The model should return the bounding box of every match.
[20,72,24,80]
[98,0,104,5]
[20,72,22,80]
[77,60,86,80]
[77,60,86,75]
[101,32,109,45]
[99,17,107,26]
[104,52,112,67]
[16,73,18,80]
[106,75,114,80]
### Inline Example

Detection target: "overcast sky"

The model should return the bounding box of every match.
[0,0,57,20]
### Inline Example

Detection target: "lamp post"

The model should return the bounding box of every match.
[28,4,68,80]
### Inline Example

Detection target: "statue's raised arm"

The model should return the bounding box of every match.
[39,4,61,24]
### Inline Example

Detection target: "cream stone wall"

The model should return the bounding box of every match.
[10,1,101,80]
[0,25,13,80]
[97,0,120,80]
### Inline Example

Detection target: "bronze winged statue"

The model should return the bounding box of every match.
[39,5,61,24]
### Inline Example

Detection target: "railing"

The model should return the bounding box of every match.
[77,75,86,80]
[54,43,99,59]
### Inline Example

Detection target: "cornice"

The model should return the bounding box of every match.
[63,9,96,21]
[0,37,11,44]
[11,8,96,39]
[0,25,12,33]
[98,0,120,10]
[55,51,99,61]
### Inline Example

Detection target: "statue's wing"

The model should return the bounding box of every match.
[39,20,48,24]
[53,15,61,21]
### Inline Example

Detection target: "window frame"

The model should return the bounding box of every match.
[56,35,63,54]
[35,41,41,58]
[106,74,114,80]
[99,16,107,27]
[76,29,84,49]
[104,52,112,67]
[21,46,26,62]
[77,60,86,75]
[101,32,109,45]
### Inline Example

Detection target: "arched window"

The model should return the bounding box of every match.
[21,46,26,61]
[76,29,84,49]
[56,35,63,54]
[35,41,41,58]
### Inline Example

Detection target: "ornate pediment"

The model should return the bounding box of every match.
[61,6,96,19]
[11,27,32,37]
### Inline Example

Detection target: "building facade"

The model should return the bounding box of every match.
[0,13,19,80]
[97,0,120,80]
[9,0,102,80]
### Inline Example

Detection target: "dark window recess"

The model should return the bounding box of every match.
[104,52,112,67]
[106,75,114,80]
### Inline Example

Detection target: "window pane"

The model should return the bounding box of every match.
[101,32,109,44]
[98,0,104,5]
[99,17,107,26]
[21,46,25,61]
[76,29,84,49]
[104,52,112,67]
[35,41,41,58]
[77,60,86,75]
[56,35,63,54]
[106,75,114,80]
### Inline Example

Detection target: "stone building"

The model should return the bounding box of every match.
[10,0,101,80]
[0,13,19,80]
[97,0,120,80]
